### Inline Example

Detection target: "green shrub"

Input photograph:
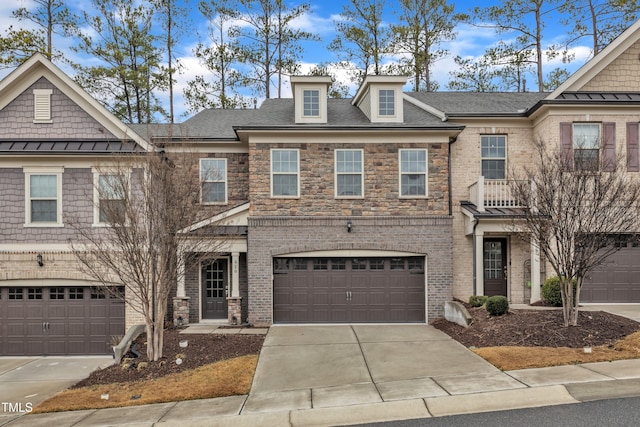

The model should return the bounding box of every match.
[485,296,509,316]
[542,276,577,307]
[469,295,488,307]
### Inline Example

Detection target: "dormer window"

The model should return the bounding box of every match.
[352,76,406,123]
[33,89,53,123]
[291,76,332,124]
[379,89,395,116]
[303,89,320,117]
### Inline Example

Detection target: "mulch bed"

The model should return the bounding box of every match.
[432,305,640,348]
[73,329,264,388]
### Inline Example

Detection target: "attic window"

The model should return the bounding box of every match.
[303,89,320,117]
[33,89,53,123]
[379,89,396,116]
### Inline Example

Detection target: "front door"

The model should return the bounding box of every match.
[483,238,508,297]
[201,260,228,319]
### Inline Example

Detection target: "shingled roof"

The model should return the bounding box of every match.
[407,92,548,116]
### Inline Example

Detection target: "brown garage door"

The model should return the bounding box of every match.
[0,286,125,356]
[273,257,425,323]
[582,239,640,303]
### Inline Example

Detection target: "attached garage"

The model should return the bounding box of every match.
[582,240,640,303]
[273,257,425,323]
[0,286,125,356]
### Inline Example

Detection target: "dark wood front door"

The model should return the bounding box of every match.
[484,238,508,297]
[202,260,228,319]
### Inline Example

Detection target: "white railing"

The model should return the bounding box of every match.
[469,176,526,212]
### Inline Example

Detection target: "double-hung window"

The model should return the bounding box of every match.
[573,123,600,171]
[481,135,506,179]
[379,89,395,116]
[303,89,320,117]
[24,167,63,226]
[94,173,126,225]
[200,158,227,204]
[271,149,299,197]
[399,149,427,197]
[335,149,363,197]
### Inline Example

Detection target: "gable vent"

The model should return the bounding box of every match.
[33,89,53,123]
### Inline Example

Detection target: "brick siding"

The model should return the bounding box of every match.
[247,215,453,325]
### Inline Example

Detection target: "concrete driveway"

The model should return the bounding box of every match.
[0,356,113,415]
[244,324,526,414]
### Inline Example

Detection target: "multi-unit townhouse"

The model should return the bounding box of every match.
[2,20,640,356]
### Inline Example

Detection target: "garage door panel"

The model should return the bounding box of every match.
[68,305,85,318]
[6,341,25,355]
[273,257,425,323]
[7,305,25,318]
[90,305,107,317]
[583,241,640,303]
[0,286,125,356]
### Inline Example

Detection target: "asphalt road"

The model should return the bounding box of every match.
[357,396,640,427]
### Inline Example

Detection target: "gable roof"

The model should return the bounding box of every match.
[548,20,640,99]
[0,53,151,151]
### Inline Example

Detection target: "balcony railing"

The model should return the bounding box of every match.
[468,177,528,212]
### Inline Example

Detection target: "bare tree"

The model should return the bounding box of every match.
[69,147,229,360]
[510,135,640,327]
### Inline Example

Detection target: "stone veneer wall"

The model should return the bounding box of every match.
[247,215,453,326]
[248,142,450,216]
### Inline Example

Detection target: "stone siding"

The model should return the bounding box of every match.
[248,142,449,216]
[195,152,250,218]
[247,215,453,326]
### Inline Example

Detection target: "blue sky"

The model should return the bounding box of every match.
[0,0,595,119]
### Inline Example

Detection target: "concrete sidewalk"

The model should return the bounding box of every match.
[3,359,640,426]
[3,323,640,427]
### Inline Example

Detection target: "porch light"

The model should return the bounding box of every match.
[347,220,352,233]
[36,253,44,267]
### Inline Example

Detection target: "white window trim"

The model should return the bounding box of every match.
[302,89,320,117]
[33,89,53,123]
[91,168,130,226]
[270,148,300,198]
[378,89,396,118]
[398,149,428,199]
[480,135,508,180]
[200,158,228,205]
[24,166,64,227]
[334,149,364,199]
[294,85,328,123]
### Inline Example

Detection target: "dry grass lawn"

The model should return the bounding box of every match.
[474,331,640,370]
[33,354,257,413]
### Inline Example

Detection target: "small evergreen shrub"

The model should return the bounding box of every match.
[485,296,509,316]
[542,276,577,307]
[469,295,488,307]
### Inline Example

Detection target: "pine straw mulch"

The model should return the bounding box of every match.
[32,329,264,413]
[432,305,640,370]
[73,329,264,388]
